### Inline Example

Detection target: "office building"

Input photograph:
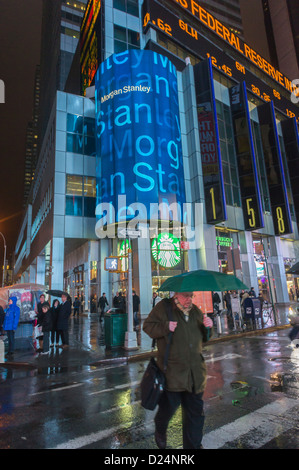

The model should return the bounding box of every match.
[241,0,299,80]
[14,0,299,317]
[23,66,40,206]
[201,0,244,38]
[39,0,88,142]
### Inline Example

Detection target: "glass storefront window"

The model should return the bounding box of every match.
[252,237,271,302]
[90,261,97,283]
[151,231,187,291]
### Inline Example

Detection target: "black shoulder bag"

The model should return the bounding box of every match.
[140,300,173,411]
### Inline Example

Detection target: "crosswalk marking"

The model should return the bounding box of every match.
[30,383,83,396]
[49,397,298,449]
[50,422,134,449]
[89,380,140,395]
[202,397,298,449]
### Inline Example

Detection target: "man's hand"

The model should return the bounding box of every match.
[203,315,213,328]
[169,321,177,332]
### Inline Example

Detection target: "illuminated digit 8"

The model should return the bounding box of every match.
[276,207,285,233]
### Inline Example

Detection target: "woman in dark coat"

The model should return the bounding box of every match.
[50,299,60,347]
[37,303,52,354]
[57,293,71,348]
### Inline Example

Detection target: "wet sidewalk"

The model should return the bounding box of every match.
[0,304,293,370]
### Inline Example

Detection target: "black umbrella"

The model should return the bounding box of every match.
[46,289,68,297]
[286,262,299,275]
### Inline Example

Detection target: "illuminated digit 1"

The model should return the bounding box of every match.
[210,187,216,220]
[276,207,285,233]
[246,198,256,228]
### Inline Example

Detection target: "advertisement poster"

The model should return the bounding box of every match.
[193,291,213,314]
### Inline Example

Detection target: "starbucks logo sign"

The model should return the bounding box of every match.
[151,233,181,268]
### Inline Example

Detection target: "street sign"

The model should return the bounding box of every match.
[104,257,121,272]
[117,228,141,238]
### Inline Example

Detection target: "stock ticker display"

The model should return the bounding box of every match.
[142,0,299,123]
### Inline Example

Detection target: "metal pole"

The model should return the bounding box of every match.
[124,239,138,350]
[0,232,7,288]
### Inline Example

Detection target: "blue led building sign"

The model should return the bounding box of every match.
[95,50,185,223]
[281,118,299,226]
[194,58,227,224]
[229,82,264,231]
[258,102,292,235]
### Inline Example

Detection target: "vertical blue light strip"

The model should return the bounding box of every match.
[242,81,264,228]
[208,58,227,221]
[270,101,292,231]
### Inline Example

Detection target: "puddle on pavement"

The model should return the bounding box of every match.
[230,380,260,401]
[270,372,299,393]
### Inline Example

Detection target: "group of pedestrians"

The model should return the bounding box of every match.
[36,293,71,355]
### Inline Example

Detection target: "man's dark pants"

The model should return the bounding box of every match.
[155,389,205,449]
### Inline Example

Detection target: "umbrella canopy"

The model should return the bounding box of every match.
[286,262,299,275]
[46,289,68,297]
[158,269,248,292]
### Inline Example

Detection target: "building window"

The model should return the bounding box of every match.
[66,175,96,217]
[113,0,139,17]
[66,175,83,216]
[66,113,95,156]
[83,177,96,217]
[251,121,271,213]
[216,101,241,207]
[114,25,140,53]
[61,26,80,39]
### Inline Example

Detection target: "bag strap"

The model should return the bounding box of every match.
[151,299,174,372]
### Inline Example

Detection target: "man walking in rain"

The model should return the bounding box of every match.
[143,291,213,449]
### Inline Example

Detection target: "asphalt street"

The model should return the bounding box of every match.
[0,325,298,451]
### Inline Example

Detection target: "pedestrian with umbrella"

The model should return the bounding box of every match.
[143,289,213,449]
[143,268,248,449]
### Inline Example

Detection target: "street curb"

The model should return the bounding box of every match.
[0,324,291,369]
[127,324,291,363]
[0,361,37,370]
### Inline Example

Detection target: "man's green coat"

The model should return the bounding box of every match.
[143,298,212,394]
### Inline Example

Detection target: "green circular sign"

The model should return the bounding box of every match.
[151,233,181,268]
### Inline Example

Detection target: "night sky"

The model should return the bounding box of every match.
[0,0,42,261]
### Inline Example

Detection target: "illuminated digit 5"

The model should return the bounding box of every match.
[276,207,285,233]
[246,198,256,228]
